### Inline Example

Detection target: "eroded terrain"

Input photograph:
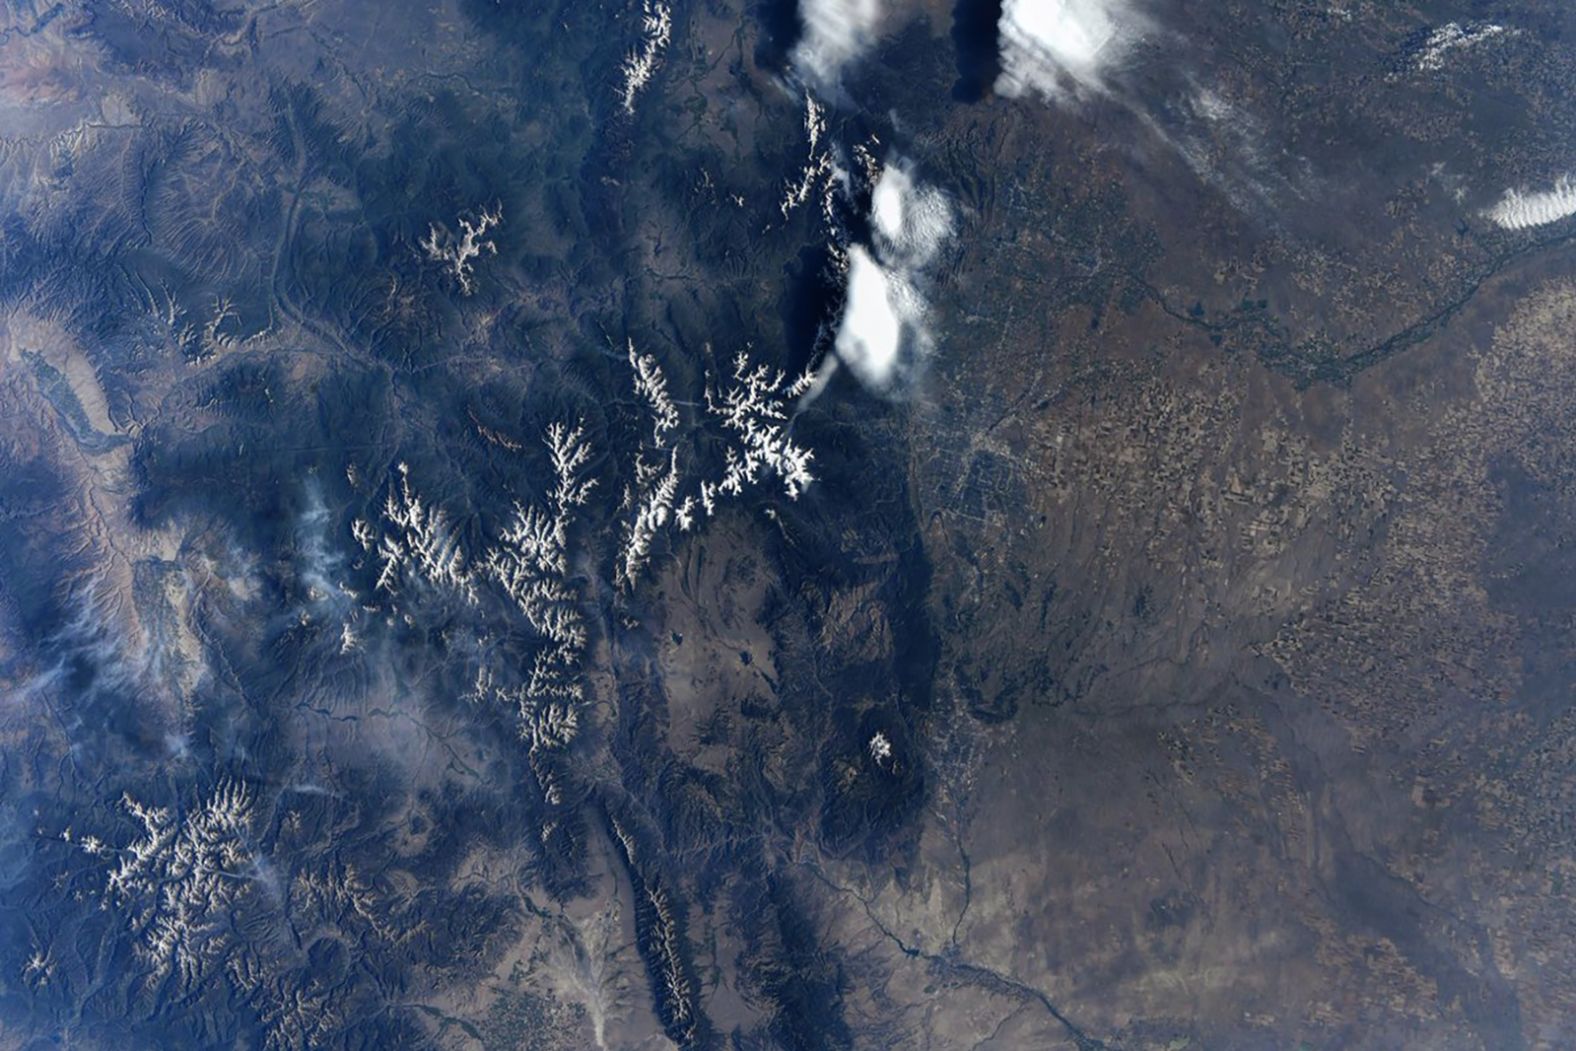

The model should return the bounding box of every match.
[1,0,1574,1048]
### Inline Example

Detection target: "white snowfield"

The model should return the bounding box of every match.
[618,1,672,114]
[1484,176,1576,231]
[101,781,257,985]
[345,341,816,814]
[419,205,501,296]
[1413,22,1511,74]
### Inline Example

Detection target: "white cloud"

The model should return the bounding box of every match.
[836,245,905,388]
[869,162,954,266]
[793,0,882,96]
[1484,175,1576,231]
[996,0,1146,102]
[870,167,906,242]
[831,161,953,395]
[296,479,352,617]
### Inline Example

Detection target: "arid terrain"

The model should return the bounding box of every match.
[0,0,1573,1048]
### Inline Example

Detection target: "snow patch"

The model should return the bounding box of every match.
[1413,21,1511,74]
[619,1,672,114]
[420,205,501,296]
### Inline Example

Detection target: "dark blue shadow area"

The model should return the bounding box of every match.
[951,0,1003,101]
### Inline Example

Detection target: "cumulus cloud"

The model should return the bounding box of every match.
[832,161,953,394]
[793,0,882,97]
[1484,175,1576,231]
[869,163,954,266]
[836,246,905,388]
[995,0,1147,102]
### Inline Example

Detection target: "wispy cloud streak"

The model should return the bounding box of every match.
[792,0,882,96]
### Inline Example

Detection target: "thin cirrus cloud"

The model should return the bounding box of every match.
[989,2,1314,218]
[792,0,882,96]
[833,162,954,394]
